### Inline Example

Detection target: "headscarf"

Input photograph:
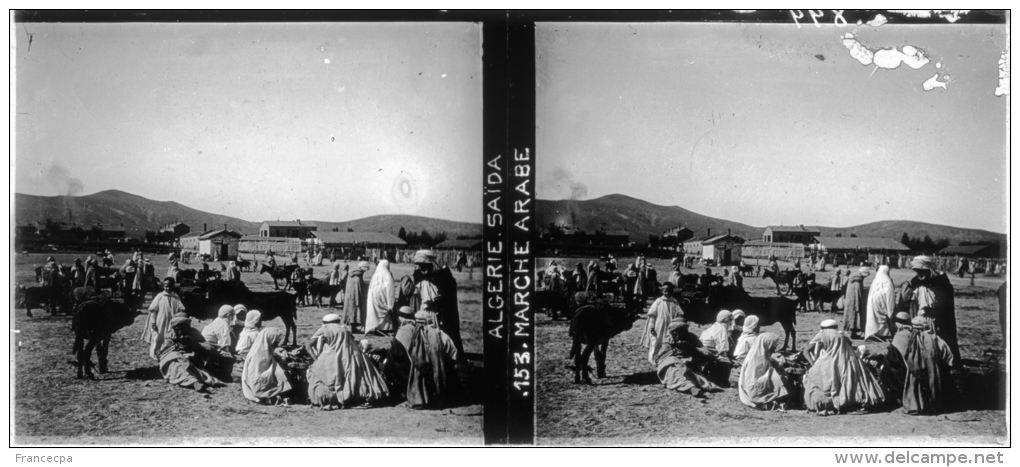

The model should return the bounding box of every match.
[366,259,396,333]
[413,249,437,265]
[742,315,761,334]
[820,319,838,329]
[322,313,342,324]
[244,310,262,328]
[397,305,416,320]
[217,304,234,319]
[700,310,734,357]
[235,309,264,356]
[910,255,935,271]
[202,306,235,348]
[733,315,762,361]
[730,309,746,331]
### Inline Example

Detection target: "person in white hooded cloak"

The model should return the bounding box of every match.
[864,265,897,340]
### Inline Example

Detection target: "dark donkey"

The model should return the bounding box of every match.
[259,263,298,290]
[71,295,142,379]
[762,269,800,295]
[568,293,643,384]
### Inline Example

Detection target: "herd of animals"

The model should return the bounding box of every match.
[535,259,868,385]
[14,254,320,380]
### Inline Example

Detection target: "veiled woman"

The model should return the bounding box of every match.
[842,267,870,338]
[306,314,390,409]
[343,262,370,330]
[737,333,793,409]
[241,327,294,405]
[732,314,761,363]
[864,265,897,340]
[235,309,262,359]
[802,319,885,415]
[365,260,396,334]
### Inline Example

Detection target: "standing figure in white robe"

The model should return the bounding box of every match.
[365,259,396,334]
[142,278,186,360]
[640,282,684,365]
[865,265,897,340]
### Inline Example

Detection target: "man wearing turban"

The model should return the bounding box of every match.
[903,255,960,365]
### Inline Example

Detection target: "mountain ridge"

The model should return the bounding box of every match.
[537,193,1006,245]
[15,191,482,239]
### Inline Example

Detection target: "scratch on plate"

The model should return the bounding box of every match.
[995,50,1009,97]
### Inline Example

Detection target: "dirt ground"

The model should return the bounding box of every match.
[536,256,1008,445]
[12,252,483,445]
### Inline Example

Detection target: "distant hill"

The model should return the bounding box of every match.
[538,194,763,241]
[538,194,1006,245]
[15,190,260,237]
[815,221,1006,246]
[308,215,481,240]
[15,190,482,240]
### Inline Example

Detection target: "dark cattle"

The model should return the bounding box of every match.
[534,289,571,320]
[236,258,252,272]
[71,295,141,379]
[738,264,756,277]
[259,263,298,290]
[248,291,299,346]
[175,268,198,285]
[807,284,840,313]
[69,286,104,309]
[182,280,298,346]
[306,279,343,307]
[676,273,701,291]
[93,267,122,295]
[762,269,799,295]
[16,285,68,317]
[684,286,800,351]
[291,280,309,306]
[568,296,642,384]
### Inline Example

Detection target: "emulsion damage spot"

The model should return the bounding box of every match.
[391,174,419,212]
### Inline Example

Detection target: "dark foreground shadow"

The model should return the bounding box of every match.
[124,366,162,381]
[620,371,659,386]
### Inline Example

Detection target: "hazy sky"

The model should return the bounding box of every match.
[15,22,482,223]
[536,22,1008,233]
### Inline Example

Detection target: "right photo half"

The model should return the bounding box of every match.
[533,17,1008,444]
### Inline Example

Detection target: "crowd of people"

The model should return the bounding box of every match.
[638,255,964,415]
[133,249,465,409]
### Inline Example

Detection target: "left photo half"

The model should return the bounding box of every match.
[12,19,484,444]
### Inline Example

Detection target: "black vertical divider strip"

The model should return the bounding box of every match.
[506,16,536,444]
[481,18,509,445]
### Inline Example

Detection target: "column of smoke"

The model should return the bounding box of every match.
[550,167,587,228]
[41,162,85,196]
[40,163,85,226]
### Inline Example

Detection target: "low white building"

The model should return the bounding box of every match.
[198,229,242,260]
[180,232,202,251]
[685,233,744,265]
